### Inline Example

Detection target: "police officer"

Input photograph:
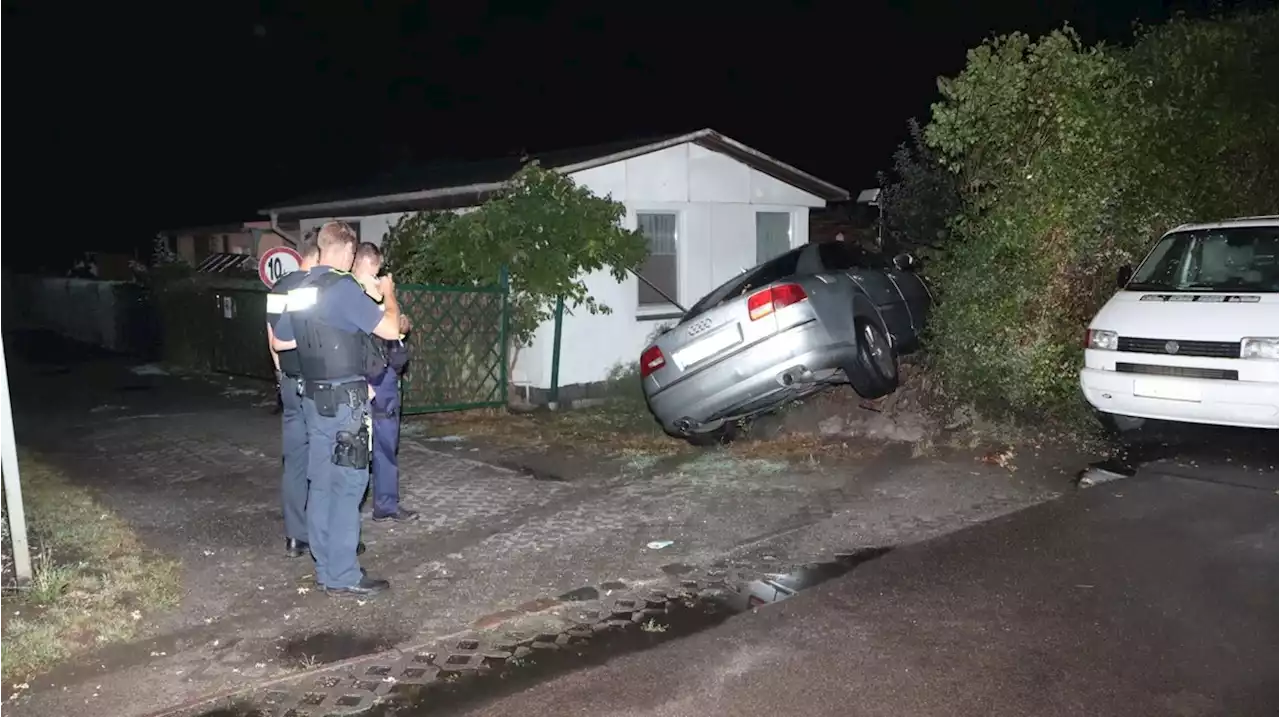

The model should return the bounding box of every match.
[272,222,402,597]
[352,243,418,523]
[266,237,319,558]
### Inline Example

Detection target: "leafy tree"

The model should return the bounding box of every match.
[876,119,961,256]
[381,162,649,365]
[920,12,1277,424]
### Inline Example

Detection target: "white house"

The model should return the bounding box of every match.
[261,129,848,402]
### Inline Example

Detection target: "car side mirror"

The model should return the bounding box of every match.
[892,253,918,272]
[1116,264,1133,288]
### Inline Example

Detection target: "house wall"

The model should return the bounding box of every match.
[290,142,828,394]
[528,142,823,392]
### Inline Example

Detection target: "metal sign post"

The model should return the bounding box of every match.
[0,332,33,585]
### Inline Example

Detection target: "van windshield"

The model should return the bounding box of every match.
[1127,225,1279,293]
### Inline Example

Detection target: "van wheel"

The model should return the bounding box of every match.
[684,420,739,447]
[1096,411,1145,435]
[845,318,899,399]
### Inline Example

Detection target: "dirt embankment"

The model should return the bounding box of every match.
[772,360,963,444]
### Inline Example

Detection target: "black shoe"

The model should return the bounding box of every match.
[325,576,390,597]
[357,541,366,556]
[372,508,420,523]
[318,568,366,590]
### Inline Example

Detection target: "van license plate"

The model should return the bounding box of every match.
[1132,378,1201,403]
[673,325,743,369]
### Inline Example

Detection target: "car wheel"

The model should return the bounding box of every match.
[684,420,739,447]
[1096,411,1145,435]
[845,318,899,399]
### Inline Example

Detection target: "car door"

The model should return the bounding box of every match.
[817,242,914,345]
[887,262,932,336]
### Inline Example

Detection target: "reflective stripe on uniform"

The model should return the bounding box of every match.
[266,293,289,315]
[286,286,319,311]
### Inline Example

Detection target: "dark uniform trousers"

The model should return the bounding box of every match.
[370,368,402,516]
[303,380,369,589]
[280,374,309,544]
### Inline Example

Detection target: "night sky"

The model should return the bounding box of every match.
[5,0,1246,263]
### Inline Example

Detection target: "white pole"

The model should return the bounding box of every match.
[0,332,33,585]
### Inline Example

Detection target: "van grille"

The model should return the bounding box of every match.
[1115,363,1238,381]
[1117,337,1240,358]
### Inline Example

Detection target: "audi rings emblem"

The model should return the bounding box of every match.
[687,318,714,336]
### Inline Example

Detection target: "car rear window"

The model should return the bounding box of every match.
[817,241,889,271]
[682,248,803,320]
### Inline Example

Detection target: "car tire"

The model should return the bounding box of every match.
[1096,411,1145,435]
[845,317,899,399]
[683,420,739,447]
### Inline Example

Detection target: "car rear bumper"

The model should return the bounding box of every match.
[1080,367,1280,429]
[646,320,856,432]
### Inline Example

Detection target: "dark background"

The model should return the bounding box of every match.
[4,0,1255,266]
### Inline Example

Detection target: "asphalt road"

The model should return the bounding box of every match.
[454,427,1278,717]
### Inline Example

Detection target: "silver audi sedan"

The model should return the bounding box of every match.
[641,241,932,445]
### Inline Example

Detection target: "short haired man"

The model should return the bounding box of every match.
[352,242,417,523]
[265,237,320,559]
[272,222,402,597]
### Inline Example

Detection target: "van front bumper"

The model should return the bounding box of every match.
[1080,367,1279,430]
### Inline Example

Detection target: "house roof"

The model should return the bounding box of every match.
[260,129,850,220]
[160,220,289,237]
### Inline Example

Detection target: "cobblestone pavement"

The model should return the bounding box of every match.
[4,342,1068,717]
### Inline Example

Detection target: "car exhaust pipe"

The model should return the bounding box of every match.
[778,366,814,387]
[674,418,694,434]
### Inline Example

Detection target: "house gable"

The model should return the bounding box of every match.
[567,142,827,207]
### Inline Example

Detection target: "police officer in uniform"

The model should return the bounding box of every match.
[352,243,417,523]
[266,237,319,558]
[272,222,402,597]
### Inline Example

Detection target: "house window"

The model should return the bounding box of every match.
[756,212,792,264]
[637,212,678,306]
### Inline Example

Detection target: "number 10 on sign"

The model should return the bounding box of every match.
[258,247,302,288]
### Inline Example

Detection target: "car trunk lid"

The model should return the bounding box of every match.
[643,281,811,389]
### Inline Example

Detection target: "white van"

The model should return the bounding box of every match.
[1081,216,1279,432]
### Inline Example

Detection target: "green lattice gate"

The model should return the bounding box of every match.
[155,274,509,414]
[396,275,510,414]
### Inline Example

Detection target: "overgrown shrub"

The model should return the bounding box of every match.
[877,119,961,257]
[921,12,1277,424]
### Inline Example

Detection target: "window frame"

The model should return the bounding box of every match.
[635,210,682,311]
[755,210,794,264]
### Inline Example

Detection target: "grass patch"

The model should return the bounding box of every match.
[1,454,182,682]
[427,359,690,458]
[428,400,686,458]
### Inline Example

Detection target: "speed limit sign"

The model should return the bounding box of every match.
[258,246,302,288]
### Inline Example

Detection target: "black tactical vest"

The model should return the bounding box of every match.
[289,271,387,382]
[269,270,308,377]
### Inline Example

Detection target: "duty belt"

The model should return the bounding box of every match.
[302,378,366,399]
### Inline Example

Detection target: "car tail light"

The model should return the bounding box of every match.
[640,345,666,378]
[747,283,808,321]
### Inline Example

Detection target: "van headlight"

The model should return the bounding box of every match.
[1085,329,1118,351]
[1240,337,1279,360]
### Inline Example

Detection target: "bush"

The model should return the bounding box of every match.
[920,12,1277,424]
[877,119,961,257]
